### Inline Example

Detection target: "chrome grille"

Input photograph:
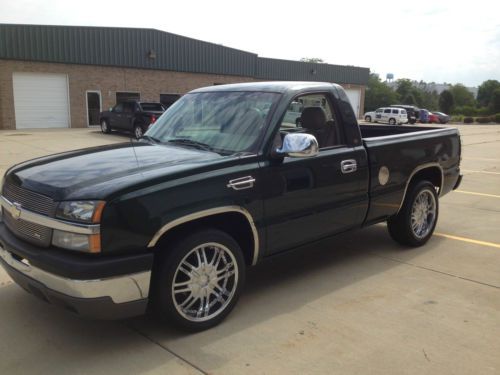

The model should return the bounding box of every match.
[2,183,56,216]
[3,210,52,247]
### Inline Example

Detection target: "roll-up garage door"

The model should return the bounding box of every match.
[13,73,70,129]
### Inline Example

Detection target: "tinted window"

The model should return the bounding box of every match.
[113,103,124,113]
[384,109,391,113]
[376,109,382,113]
[123,102,136,113]
[392,109,399,114]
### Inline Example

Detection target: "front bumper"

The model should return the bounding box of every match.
[0,219,152,319]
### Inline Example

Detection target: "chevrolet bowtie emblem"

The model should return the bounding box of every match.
[12,202,22,220]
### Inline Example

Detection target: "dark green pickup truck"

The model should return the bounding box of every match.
[0,82,462,331]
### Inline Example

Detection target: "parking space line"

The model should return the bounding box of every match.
[435,232,500,249]
[462,169,500,175]
[455,190,500,199]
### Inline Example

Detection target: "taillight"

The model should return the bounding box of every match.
[150,115,156,124]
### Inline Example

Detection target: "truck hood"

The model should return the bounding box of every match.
[5,142,223,200]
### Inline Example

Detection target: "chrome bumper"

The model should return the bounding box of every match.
[0,245,150,304]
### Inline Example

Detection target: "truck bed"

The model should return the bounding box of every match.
[358,124,461,225]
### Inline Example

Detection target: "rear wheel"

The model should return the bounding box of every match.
[389,118,396,125]
[100,119,111,134]
[365,115,372,122]
[387,180,438,246]
[134,124,144,139]
[152,229,246,331]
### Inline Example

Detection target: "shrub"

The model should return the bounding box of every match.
[463,117,474,124]
[476,117,491,124]
[451,115,463,123]
[460,105,478,116]
[476,107,491,116]
[495,113,500,123]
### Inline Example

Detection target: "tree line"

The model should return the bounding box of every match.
[365,74,500,116]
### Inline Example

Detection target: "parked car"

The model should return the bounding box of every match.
[363,108,382,122]
[0,82,462,331]
[428,112,440,124]
[419,109,430,123]
[390,105,420,124]
[431,111,450,124]
[99,101,165,139]
[365,107,408,125]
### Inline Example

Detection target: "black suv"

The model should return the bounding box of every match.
[390,105,420,124]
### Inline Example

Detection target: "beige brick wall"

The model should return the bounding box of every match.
[0,59,366,130]
[0,59,256,130]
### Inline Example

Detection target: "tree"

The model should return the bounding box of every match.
[477,80,500,107]
[395,79,414,99]
[490,88,500,113]
[364,73,399,111]
[439,90,454,114]
[449,84,475,107]
[300,58,325,63]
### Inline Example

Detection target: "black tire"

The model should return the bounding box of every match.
[134,124,144,139]
[365,115,372,122]
[152,229,246,331]
[389,118,396,125]
[387,180,439,247]
[100,119,111,134]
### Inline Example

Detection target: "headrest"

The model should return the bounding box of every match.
[300,107,326,130]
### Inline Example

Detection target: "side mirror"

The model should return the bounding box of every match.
[275,133,319,158]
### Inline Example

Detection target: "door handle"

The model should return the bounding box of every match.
[227,176,255,190]
[340,159,357,174]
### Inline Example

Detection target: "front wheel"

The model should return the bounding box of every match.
[389,118,396,125]
[365,115,372,122]
[100,119,111,134]
[387,180,439,246]
[152,229,246,331]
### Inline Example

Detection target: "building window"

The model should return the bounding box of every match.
[116,92,140,104]
[160,94,181,109]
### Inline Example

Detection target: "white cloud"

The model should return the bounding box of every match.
[1,0,499,86]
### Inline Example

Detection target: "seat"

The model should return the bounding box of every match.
[300,107,336,148]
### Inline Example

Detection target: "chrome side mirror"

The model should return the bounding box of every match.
[276,133,319,158]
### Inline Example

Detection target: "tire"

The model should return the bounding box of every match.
[100,119,111,134]
[389,118,396,125]
[387,180,439,247]
[365,115,372,122]
[134,124,144,139]
[152,229,246,331]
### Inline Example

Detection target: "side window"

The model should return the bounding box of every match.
[392,109,399,114]
[279,93,343,149]
[113,103,124,113]
[123,102,135,113]
[384,109,392,114]
[376,109,382,113]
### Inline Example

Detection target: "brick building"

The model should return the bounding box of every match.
[0,24,369,130]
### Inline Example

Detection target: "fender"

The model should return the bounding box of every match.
[146,206,260,265]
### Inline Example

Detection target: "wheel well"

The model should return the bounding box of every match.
[409,167,442,193]
[153,212,256,266]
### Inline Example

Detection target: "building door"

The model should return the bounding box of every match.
[344,88,361,119]
[12,72,70,129]
[86,91,101,126]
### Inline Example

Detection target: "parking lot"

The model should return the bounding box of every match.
[0,125,499,374]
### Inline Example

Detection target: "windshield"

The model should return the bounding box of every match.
[145,91,280,154]
[141,103,165,111]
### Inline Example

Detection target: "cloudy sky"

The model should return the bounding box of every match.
[1,0,499,87]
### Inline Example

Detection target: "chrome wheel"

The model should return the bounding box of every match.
[101,120,108,133]
[172,242,238,322]
[134,125,143,139]
[411,189,437,239]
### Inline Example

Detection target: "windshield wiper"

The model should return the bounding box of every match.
[166,138,215,152]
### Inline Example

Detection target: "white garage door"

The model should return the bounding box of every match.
[344,89,361,119]
[13,73,70,129]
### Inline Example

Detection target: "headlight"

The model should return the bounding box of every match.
[52,230,101,253]
[56,201,105,223]
[53,201,105,253]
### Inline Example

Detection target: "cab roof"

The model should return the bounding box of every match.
[190,81,341,94]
